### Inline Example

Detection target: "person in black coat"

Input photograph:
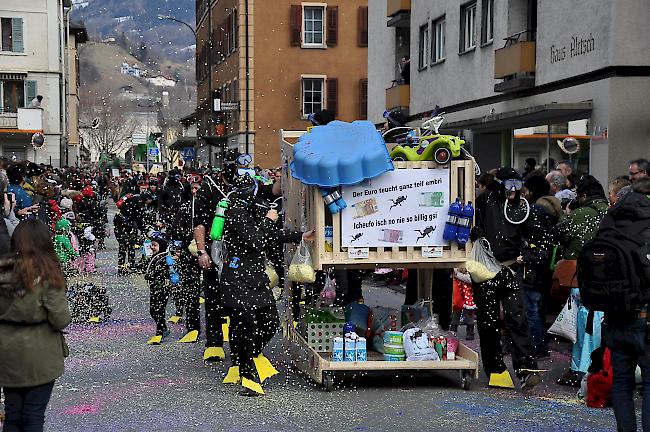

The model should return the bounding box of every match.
[114,194,148,275]
[220,174,313,396]
[158,169,184,226]
[521,175,562,358]
[470,167,539,388]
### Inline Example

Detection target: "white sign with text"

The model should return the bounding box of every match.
[341,169,450,248]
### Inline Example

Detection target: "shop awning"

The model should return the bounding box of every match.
[169,136,196,150]
[442,102,593,132]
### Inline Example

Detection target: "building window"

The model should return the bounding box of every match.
[0,80,25,113]
[460,2,477,53]
[302,77,324,117]
[1,18,24,53]
[418,24,429,70]
[230,9,238,53]
[431,17,446,63]
[481,0,494,44]
[303,6,325,46]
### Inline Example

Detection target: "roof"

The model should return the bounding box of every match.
[179,111,197,126]
[169,136,196,150]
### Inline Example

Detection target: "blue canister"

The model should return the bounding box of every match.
[343,322,355,335]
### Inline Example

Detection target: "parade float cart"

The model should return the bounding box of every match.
[279,124,479,391]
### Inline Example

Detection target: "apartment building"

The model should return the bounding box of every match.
[196,0,369,168]
[369,0,650,181]
[0,0,85,167]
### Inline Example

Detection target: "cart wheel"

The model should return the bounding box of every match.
[460,371,471,391]
[392,155,407,162]
[322,372,335,392]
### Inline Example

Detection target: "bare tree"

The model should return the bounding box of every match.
[80,91,135,158]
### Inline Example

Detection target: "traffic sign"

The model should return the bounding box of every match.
[181,147,196,161]
[148,147,160,156]
[132,133,147,145]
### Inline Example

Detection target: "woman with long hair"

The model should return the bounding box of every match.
[0,219,70,432]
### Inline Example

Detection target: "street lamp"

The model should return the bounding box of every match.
[157,15,197,39]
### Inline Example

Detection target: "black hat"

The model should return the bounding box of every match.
[496,167,521,181]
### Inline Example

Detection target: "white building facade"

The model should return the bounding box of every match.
[0,0,76,167]
[369,0,650,182]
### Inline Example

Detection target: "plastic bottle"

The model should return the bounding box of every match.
[443,198,462,242]
[209,199,229,241]
[456,201,474,245]
[165,255,180,285]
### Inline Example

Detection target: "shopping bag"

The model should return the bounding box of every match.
[547,295,578,343]
[401,300,431,327]
[370,306,399,353]
[319,275,337,302]
[586,347,613,408]
[288,240,316,283]
[403,327,439,361]
[464,238,501,283]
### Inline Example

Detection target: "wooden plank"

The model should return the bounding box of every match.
[457,342,480,379]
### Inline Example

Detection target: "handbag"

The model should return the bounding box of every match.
[551,259,579,300]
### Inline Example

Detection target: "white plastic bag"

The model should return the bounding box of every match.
[547,295,578,343]
[211,239,226,280]
[319,275,337,303]
[288,240,316,283]
[403,327,439,361]
[465,238,502,283]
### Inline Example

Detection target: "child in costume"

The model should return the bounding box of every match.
[450,268,477,340]
[53,218,78,272]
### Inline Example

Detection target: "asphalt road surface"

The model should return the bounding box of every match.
[39,215,620,432]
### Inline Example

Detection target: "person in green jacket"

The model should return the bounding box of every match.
[0,219,70,432]
[554,175,609,387]
[53,218,78,265]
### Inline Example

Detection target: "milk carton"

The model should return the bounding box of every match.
[355,337,367,362]
[332,337,357,362]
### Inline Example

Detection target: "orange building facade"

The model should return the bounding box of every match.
[196,0,368,168]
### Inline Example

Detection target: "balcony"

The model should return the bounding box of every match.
[387,0,410,28]
[386,84,410,111]
[494,37,536,93]
[0,109,43,131]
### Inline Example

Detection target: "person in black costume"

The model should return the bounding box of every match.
[219,174,313,396]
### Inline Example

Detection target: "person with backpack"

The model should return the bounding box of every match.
[554,175,609,386]
[579,178,650,431]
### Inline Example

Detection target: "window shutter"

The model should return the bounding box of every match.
[327,6,338,47]
[25,80,37,107]
[12,18,24,53]
[290,5,302,46]
[358,7,368,47]
[359,79,368,119]
[326,78,338,117]
[226,14,232,53]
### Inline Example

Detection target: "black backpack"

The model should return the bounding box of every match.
[578,222,650,315]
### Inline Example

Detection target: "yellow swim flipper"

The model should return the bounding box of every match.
[178,330,199,343]
[199,297,205,304]
[147,335,163,345]
[241,377,264,396]
[254,354,279,383]
[223,366,241,384]
[87,316,100,324]
[203,347,225,362]
[168,315,182,324]
[489,370,515,389]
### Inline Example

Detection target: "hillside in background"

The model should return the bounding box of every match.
[71,0,196,64]
[79,41,195,111]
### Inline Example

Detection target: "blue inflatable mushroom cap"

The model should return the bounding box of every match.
[291,120,394,187]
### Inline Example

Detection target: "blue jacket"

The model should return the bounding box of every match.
[7,184,32,211]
